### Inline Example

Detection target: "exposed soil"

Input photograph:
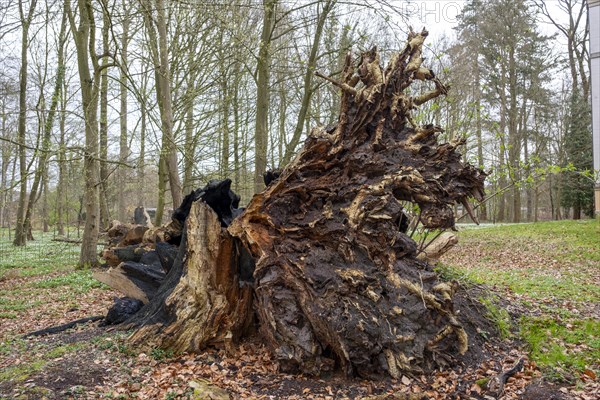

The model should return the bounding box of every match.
[0,281,579,400]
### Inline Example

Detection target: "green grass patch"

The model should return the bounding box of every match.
[150,347,174,361]
[0,338,27,355]
[457,220,600,262]
[478,296,511,339]
[0,229,93,274]
[0,342,87,383]
[0,298,42,313]
[455,267,600,302]
[33,270,108,293]
[44,342,86,359]
[520,317,600,376]
[448,220,600,381]
[0,360,47,382]
[91,333,136,356]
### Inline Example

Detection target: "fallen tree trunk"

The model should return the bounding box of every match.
[105,29,487,378]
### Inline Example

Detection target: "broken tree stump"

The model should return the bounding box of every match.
[127,201,254,352]
[104,28,488,379]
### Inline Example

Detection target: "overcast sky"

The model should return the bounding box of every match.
[400,0,571,43]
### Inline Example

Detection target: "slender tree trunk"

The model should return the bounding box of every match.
[573,203,581,219]
[232,62,241,194]
[534,184,539,222]
[155,0,182,207]
[0,99,9,228]
[182,77,195,194]
[221,75,230,179]
[155,154,167,226]
[14,0,38,246]
[99,0,110,230]
[524,133,532,222]
[253,0,277,193]
[67,0,102,268]
[497,114,507,222]
[281,0,335,166]
[474,56,487,221]
[41,170,48,232]
[138,86,147,208]
[277,75,287,163]
[0,115,5,229]
[508,48,521,223]
[117,0,130,222]
[57,78,68,236]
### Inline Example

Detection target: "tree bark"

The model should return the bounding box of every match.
[155,0,182,208]
[128,201,254,352]
[117,0,130,222]
[253,0,277,193]
[99,0,110,231]
[281,0,335,166]
[67,0,102,268]
[13,0,38,246]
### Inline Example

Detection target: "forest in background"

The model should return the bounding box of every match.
[0,0,594,267]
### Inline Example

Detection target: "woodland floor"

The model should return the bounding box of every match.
[0,221,598,400]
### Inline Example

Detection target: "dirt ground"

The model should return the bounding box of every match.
[1,274,593,400]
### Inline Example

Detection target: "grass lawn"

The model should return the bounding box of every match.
[441,219,600,383]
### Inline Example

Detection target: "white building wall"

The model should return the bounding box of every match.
[590,0,600,215]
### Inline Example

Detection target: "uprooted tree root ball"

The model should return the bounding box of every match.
[100,28,489,379]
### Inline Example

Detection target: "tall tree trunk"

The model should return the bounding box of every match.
[524,131,532,222]
[22,22,67,242]
[57,79,68,236]
[281,0,335,166]
[508,48,521,223]
[137,65,148,208]
[0,100,7,228]
[220,74,230,179]
[155,154,167,226]
[232,62,241,194]
[41,169,48,232]
[474,56,487,221]
[155,0,182,207]
[13,0,38,246]
[253,0,277,193]
[117,0,130,222]
[497,113,507,222]
[99,0,110,230]
[182,78,195,194]
[67,0,102,268]
[0,99,10,228]
[142,0,182,208]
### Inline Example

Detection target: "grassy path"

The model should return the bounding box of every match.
[442,220,599,386]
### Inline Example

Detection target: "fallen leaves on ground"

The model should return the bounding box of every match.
[1,223,599,399]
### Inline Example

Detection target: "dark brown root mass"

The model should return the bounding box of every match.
[101,28,489,379]
[227,28,486,378]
